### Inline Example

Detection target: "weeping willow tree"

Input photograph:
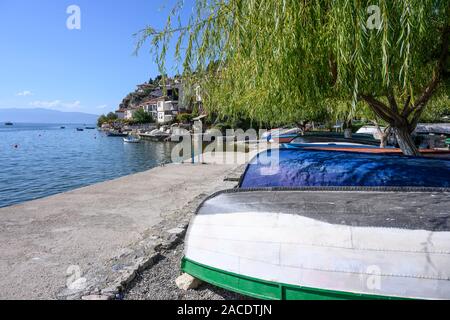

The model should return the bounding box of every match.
[137,0,449,155]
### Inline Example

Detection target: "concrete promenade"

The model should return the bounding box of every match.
[0,163,240,300]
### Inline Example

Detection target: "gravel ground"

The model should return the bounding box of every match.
[124,243,248,300]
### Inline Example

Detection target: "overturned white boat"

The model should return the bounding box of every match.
[183,188,450,300]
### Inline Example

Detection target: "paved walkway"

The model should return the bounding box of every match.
[0,163,239,300]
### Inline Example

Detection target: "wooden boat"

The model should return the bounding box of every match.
[76,128,84,132]
[183,149,450,300]
[4,122,13,126]
[262,127,301,142]
[283,142,381,149]
[287,133,381,146]
[356,125,387,140]
[304,147,450,157]
[415,123,450,135]
[183,188,450,300]
[271,134,299,143]
[284,144,450,158]
[283,134,450,158]
[85,127,96,130]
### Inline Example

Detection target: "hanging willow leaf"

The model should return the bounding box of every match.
[136,0,449,131]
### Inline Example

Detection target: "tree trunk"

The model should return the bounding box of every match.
[344,128,352,139]
[393,126,421,156]
[380,134,387,148]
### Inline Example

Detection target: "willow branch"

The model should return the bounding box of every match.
[387,88,399,114]
[401,95,412,117]
[408,26,450,118]
[360,94,395,124]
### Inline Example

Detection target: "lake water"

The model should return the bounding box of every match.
[0,123,174,208]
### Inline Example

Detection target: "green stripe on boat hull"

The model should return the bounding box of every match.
[182,258,407,300]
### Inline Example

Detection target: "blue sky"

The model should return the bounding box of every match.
[0,0,191,115]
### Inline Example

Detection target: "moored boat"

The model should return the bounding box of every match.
[138,129,171,142]
[283,143,450,158]
[4,122,13,126]
[123,136,141,143]
[106,131,128,137]
[76,128,84,132]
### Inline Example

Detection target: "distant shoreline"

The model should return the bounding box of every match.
[1,122,97,125]
[0,108,100,124]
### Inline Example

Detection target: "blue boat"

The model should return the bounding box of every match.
[240,148,450,189]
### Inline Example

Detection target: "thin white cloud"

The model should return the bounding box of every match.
[96,104,108,109]
[16,90,33,97]
[29,100,82,110]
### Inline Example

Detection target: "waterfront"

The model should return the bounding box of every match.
[0,162,240,299]
[0,123,173,208]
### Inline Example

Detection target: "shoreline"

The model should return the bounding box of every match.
[0,123,175,209]
[0,161,170,210]
[0,162,244,300]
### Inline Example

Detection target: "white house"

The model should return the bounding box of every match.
[115,108,126,120]
[157,98,179,124]
[140,98,159,120]
[125,107,140,120]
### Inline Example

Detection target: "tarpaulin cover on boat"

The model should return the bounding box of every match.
[240,149,450,188]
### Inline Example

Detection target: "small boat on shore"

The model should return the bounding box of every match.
[60,126,66,129]
[4,122,13,126]
[85,127,96,130]
[76,128,84,132]
[240,149,450,188]
[261,128,303,143]
[283,143,450,158]
[283,141,381,149]
[288,133,381,145]
[183,149,450,300]
[184,188,450,300]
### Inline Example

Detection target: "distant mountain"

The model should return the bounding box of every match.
[0,108,98,124]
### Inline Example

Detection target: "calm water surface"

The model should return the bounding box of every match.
[0,123,173,208]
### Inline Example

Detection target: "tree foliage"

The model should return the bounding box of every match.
[138,0,450,154]
[97,112,118,127]
[133,108,154,124]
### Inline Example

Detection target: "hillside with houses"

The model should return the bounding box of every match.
[113,77,200,125]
